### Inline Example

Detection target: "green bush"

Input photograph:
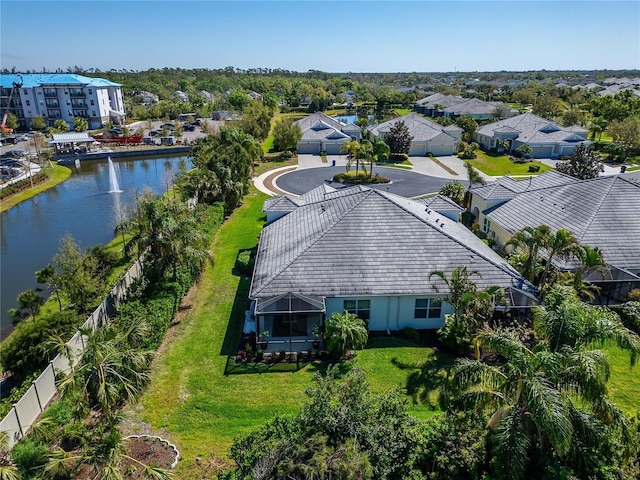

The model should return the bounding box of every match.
[235,249,255,275]
[528,164,541,172]
[11,438,48,474]
[388,153,409,163]
[325,311,368,359]
[43,398,74,426]
[60,423,91,451]
[0,310,83,384]
[333,172,390,184]
[401,326,420,343]
[628,288,640,302]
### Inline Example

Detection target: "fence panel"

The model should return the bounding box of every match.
[33,364,57,411]
[0,409,21,449]
[14,386,42,438]
[1,256,145,447]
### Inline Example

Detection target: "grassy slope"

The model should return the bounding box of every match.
[129,188,440,477]
[604,345,640,417]
[468,150,552,176]
[1,164,72,213]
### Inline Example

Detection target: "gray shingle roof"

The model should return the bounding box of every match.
[368,113,456,142]
[414,194,465,213]
[470,171,577,201]
[251,187,531,299]
[476,113,589,144]
[486,175,640,270]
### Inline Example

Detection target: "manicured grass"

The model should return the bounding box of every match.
[467,150,552,176]
[394,109,412,116]
[1,164,71,213]
[261,135,274,154]
[128,188,444,477]
[627,165,640,172]
[604,345,640,417]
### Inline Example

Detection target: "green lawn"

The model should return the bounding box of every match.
[1,164,72,213]
[394,108,412,116]
[467,150,552,177]
[127,188,444,477]
[604,345,640,417]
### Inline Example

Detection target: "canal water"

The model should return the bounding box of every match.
[0,155,191,341]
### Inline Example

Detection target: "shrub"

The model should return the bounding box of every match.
[60,423,91,451]
[528,164,541,172]
[235,249,254,275]
[333,171,390,184]
[401,326,420,343]
[0,310,83,384]
[44,398,74,426]
[11,438,48,474]
[618,301,640,334]
[279,150,293,160]
[389,153,409,163]
[324,311,368,359]
[628,289,640,302]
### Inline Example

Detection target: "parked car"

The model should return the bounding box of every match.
[160,123,174,130]
[149,130,161,136]
[3,137,19,144]
[4,150,27,158]
[192,119,201,126]
[183,124,195,131]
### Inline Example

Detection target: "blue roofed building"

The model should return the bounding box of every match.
[0,73,125,130]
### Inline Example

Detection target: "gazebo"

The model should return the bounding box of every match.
[49,132,97,155]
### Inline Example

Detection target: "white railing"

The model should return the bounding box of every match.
[0,257,144,448]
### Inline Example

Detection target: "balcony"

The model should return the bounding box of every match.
[45,101,60,108]
[69,91,85,98]
[71,101,87,108]
[43,90,57,97]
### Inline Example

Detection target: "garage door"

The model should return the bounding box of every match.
[297,141,321,154]
[324,142,344,155]
[428,143,453,156]
[532,146,553,158]
[560,145,576,156]
[409,142,426,156]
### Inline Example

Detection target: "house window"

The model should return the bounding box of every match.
[26,100,30,106]
[88,89,92,94]
[90,100,94,105]
[92,111,96,116]
[415,299,442,319]
[483,218,491,233]
[344,299,370,320]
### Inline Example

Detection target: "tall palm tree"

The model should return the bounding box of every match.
[572,245,607,300]
[506,225,551,284]
[464,162,486,187]
[356,139,373,177]
[340,140,361,176]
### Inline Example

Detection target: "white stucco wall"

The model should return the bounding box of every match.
[325,295,451,331]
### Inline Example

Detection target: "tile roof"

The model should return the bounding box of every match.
[476,113,589,144]
[470,171,577,201]
[368,113,456,142]
[414,194,465,213]
[486,175,640,270]
[250,187,531,299]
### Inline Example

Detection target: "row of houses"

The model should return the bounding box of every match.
[247,171,640,344]
[413,93,518,120]
[295,111,590,159]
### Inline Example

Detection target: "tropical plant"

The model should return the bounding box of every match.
[570,244,607,300]
[464,161,486,187]
[340,139,362,176]
[538,228,579,287]
[516,144,533,158]
[506,225,551,284]
[430,266,503,353]
[447,327,633,480]
[72,116,88,132]
[438,180,467,207]
[324,311,368,359]
[272,118,302,152]
[496,138,511,153]
[455,115,478,143]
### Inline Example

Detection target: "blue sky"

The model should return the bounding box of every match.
[1,1,639,73]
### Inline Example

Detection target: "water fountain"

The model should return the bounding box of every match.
[107,156,123,193]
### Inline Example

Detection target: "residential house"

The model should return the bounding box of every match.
[248,91,262,101]
[199,90,215,102]
[250,185,536,347]
[139,90,159,105]
[172,90,189,102]
[474,113,591,158]
[0,73,125,130]
[368,113,462,156]
[470,173,640,302]
[414,93,515,120]
[295,112,361,154]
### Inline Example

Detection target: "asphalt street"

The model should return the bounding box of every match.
[275,165,468,197]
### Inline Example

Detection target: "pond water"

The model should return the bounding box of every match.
[333,114,375,125]
[0,155,191,340]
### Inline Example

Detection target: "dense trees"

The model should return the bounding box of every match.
[272,118,302,152]
[556,144,604,179]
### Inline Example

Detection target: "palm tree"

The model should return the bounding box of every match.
[370,137,390,177]
[355,139,373,177]
[535,284,640,364]
[572,245,607,300]
[464,162,486,187]
[324,311,368,359]
[448,328,631,480]
[516,144,533,158]
[496,138,510,154]
[538,228,579,287]
[506,225,551,284]
[340,140,361,176]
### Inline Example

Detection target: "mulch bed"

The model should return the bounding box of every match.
[119,436,178,477]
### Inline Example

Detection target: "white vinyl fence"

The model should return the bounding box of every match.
[0,258,144,448]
